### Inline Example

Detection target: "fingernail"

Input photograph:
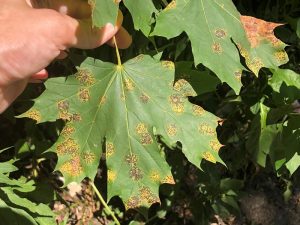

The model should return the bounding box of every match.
[105,23,115,30]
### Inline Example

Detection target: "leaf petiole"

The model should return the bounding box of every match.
[91,182,120,225]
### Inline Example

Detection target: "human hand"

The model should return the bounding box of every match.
[0,0,131,113]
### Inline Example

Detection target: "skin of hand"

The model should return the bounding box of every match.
[0,0,132,113]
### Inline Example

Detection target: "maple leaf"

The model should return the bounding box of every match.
[238,16,289,75]
[20,55,223,209]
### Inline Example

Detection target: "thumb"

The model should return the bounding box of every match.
[62,11,123,49]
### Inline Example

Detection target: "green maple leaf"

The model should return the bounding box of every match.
[152,0,289,93]
[152,0,248,93]
[88,0,120,28]
[123,0,157,35]
[20,55,222,209]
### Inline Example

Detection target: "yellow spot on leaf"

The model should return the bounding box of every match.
[71,113,82,122]
[83,151,96,163]
[124,78,134,91]
[212,42,223,54]
[56,138,79,156]
[78,88,90,102]
[161,61,175,70]
[99,96,107,105]
[129,166,143,181]
[192,105,205,116]
[162,175,175,184]
[57,100,69,112]
[274,50,288,63]
[140,94,150,103]
[141,133,153,145]
[135,123,148,134]
[166,124,177,136]
[125,196,140,209]
[173,79,189,92]
[24,109,41,123]
[209,140,223,152]
[107,169,116,182]
[139,187,159,205]
[61,125,75,137]
[202,151,217,163]
[76,68,95,86]
[164,0,176,11]
[60,155,83,177]
[125,153,138,165]
[149,171,160,182]
[106,142,115,158]
[234,70,242,81]
[248,57,264,75]
[169,94,184,113]
[215,29,227,38]
[198,124,216,135]
[59,112,72,121]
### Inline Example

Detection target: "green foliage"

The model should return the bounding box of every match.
[20,55,222,209]
[0,162,55,225]
[2,0,300,224]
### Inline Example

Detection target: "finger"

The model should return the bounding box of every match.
[63,10,124,49]
[30,0,92,19]
[106,27,132,49]
[56,50,69,59]
[30,69,48,80]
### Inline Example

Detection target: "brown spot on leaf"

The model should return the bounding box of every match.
[78,88,90,102]
[212,42,223,54]
[125,153,138,165]
[240,16,284,48]
[57,100,69,112]
[61,124,75,137]
[215,29,227,38]
[140,133,153,145]
[129,167,143,181]
[125,196,141,209]
[76,68,95,86]
[140,94,150,103]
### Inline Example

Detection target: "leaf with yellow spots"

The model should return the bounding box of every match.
[153,0,289,93]
[88,0,120,28]
[20,55,222,209]
[152,0,250,93]
[239,16,289,76]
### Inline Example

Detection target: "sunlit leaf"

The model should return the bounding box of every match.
[20,55,222,209]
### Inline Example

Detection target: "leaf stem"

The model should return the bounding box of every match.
[113,36,122,66]
[91,182,120,225]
